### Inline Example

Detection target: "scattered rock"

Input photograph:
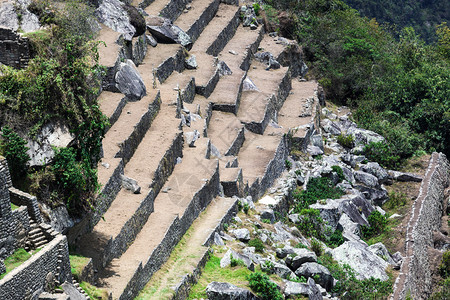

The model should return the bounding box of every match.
[115,60,147,100]
[288,214,300,224]
[295,262,334,291]
[185,55,197,69]
[360,162,389,184]
[354,171,379,188]
[354,185,388,206]
[283,280,311,298]
[214,232,225,246]
[367,242,395,265]
[388,170,422,182]
[273,262,296,279]
[286,248,318,271]
[121,174,141,194]
[49,205,74,233]
[217,60,232,76]
[242,76,259,91]
[146,34,157,47]
[307,145,324,156]
[147,19,192,49]
[260,209,275,223]
[232,228,250,242]
[307,277,324,300]
[206,282,258,300]
[220,249,254,271]
[184,130,200,147]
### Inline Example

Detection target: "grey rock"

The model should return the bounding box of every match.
[296,174,305,186]
[286,248,318,271]
[311,135,324,151]
[242,76,259,91]
[184,130,200,147]
[307,145,324,156]
[20,9,40,33]
[273,222,297,243]
[307,277,324,300]
[392,251,403,264]
[0,260,5,274]
[206,282,258,300]
[242,7,257,27]
[339,195,375,226]
[232,228,250,242]
[61,282,86,300]
[284,280,311,298]
[348,128,385,145]
[355,185,388,206]
[121,174,141,194]
[388,170,422,182]
[354,171,379,188]
[341,166,355,184]
[220,249,255,271]
[288,214,300,224]
[295,262,334,291]
[214,232,225,246]
[273,262,296,279]
[310,199,342,231]
[341,153,356,168]
[331,241,389,280]
[26,123,75,166]
[361,162,389,184]
[185,55,197,69]
[146,34,157,47]
[0,3,19,30]
[368,242,395,265]
[147,20,192,49]
[218,60,232,76]
[250,23,258,30]
[50,206,74,233]
[337,213,361,237]
[260,209,275,224]
[115,61,147,100]
[96,0,135,41]
[322,119,341,135]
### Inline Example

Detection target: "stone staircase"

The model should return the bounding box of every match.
[73,0,320,299]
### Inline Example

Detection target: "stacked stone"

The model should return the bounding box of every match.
[0,27,31,69]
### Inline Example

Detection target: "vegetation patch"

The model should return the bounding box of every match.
[79,281,109,300]
[248,238,265,253]
[248,272,283,300]
[293,177,344,212]
[0,248,41,279]
[69,254,90,281]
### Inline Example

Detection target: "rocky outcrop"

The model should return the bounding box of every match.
[96,0,136,41]
[115,60,147,101]
[206,282,258,300]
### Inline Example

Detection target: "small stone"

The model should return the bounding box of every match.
[229,50,238,55]
[232,228,250,242]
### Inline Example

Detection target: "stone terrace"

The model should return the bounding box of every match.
[72,0,320,299]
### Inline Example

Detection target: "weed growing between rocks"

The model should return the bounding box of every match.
[248,238,265,253]
[248,272,284,300]
[361,211,388,240]
[293,177,345,211]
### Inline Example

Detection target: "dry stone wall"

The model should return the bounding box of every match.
[0,27,30,69]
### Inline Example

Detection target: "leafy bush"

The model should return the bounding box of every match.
[440,250,450,279]
[0,127,29,183]
[261,260,274,274]
[297,209,325,239]
[248,238,265,253]
[361,211,387,240]
[337,133,355,148]
[310,238,324,256]
[327,229,345,248]
[230,254,245,268]
[285,159,292,169]
[248,272,283,300]
[293,177,344,212]
[331,165,345,182]
[243,203,250,214]
[295,242,308,249]
[363,142,401,169]
[253,3,261,16]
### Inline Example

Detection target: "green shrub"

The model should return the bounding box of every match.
[262,260,274,274]
[223,223,229,232]
[310,238,323,257]
[337,133,355,148]
[248,238,265,253]
[0,127,29,184]
[295,242,308,249]
[243,203,250,214]
[327,229,345,248]
[361,211,387,240]
[253,3,261,16]
[248,272,283,300]
[440,250,450,279]
[331,165,345,182]
[297,209,325,239]
[230,254,245,268]
[363,142,402,169]
[285,159,292,170]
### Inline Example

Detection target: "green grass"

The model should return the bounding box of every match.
[79,281,109,300]
[10,202,19,210]
[0,248,41,279]
[188,254,253,299]
[69,254,91,280]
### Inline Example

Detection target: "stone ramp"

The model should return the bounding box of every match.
[135,197,237,299]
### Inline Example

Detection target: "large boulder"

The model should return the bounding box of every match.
[309,199,342,231]
[96,0,136,41]
[295,262,334,291]
[115,60,146,100]
[220,249,254,271]
[26,123,75,166]
[123,4,146,36]
[367,242,395,265]
[331,241,389,281]
[388,170,422,182]
[360,162,389,184]
[0,2,19,30]
[206,282,258,300]
[354,171,379,188]
[273,262,296,280]
[283,280,311,298]
[355,185,388,206]
[347,127,385,145]
[147,19,192,49]
[285,248,318,271]
[231,228,250,242]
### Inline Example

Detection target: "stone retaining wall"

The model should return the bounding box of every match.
[118,163,220,300]
[240,27,264,71]
[0,235,72,300]
[160,0,190,22]
[186,0,220,43]
[225,127,245,156]
[9,188,42,223]
[212,71,246,114]
[196,68,220,98]
[116,92,161,165]
[0,27,30,69]
[107,96,127,129]
[206,8,240,56]
[392,153,450,299]
[12,207,30,250]
[156,47,187,83]
[0,162,14,260]
[180,77,196,104]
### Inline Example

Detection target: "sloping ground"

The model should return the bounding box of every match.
[73,0,319,299]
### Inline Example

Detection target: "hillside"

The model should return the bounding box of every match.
[344,0,450,43]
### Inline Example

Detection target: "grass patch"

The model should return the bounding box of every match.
[188,254,253,299]
[10,202,19,210]
[293,177,344,212]
[69,254,90,280]
[0,248,41,279]
[79,281,109,300]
